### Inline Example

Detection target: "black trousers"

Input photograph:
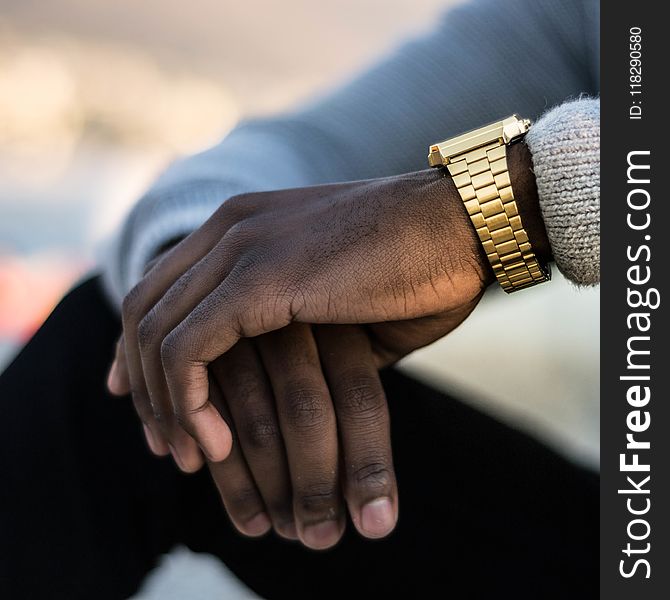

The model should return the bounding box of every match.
[0,278,598,599]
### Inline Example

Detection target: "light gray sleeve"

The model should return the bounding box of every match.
[525,98,600,286]
[102,0,600,306]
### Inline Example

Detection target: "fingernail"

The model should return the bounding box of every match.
[243,512,272,537]
[302,520,341,550]
[361,498,395,538]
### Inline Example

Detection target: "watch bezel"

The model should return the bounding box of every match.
[428,114,531,167]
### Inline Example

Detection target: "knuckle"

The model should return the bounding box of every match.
[137,313,159,350]
[159,331,181,366]
[122,281,148,317]
[173,408,193,431]
[337,375,386,421]
[234,248,265,276]
[351,462,394,494]
[223,193,254,217]
[226,220,255,245]
[225,364,262,398]
[173,401,208,431]
[280,385,329,431]
[296,483,339,517]
[225,484,262,516]
[142,255,161,276]
[241,414,280,450]
[235,292,288,339]
[167,269,193,302]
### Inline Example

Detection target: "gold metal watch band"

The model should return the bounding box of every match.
[428,116,550,293]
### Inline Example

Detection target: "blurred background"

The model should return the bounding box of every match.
[0,0,599,597]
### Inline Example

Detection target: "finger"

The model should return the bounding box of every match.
[114,328,200,468]
[107,331,173,459]
[136,234,248,465]
[131,308,204,473]
[121,210,246,467]
[108,335,170,456]
[257,324,344,551]
[107,335,131,396]
[160,262,293,461]
[211,340,296,540]
[207,376,272,538]
[315,325,398,539]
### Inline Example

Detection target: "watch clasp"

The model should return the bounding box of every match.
[502,116,531,144]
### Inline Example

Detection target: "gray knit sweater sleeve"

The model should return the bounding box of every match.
[525,98,600,285]
[102,0,600,306]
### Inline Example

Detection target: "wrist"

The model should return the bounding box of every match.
[507,141,552,267]
[427,115,553,294]
[421,168,498,289]
[428,140,552,290]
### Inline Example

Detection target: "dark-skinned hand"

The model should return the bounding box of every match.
[108,142,550,550]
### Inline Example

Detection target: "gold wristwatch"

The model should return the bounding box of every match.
[428,115,550,293]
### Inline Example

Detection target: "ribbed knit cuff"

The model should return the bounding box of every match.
[525,98,600,286]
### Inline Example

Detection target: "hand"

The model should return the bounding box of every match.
[204,323,397,548]
[108,141,548,547]
[111,166,492,461]
[110,265,399,548]
[107,167,474,549]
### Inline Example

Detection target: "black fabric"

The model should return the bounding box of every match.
[0,277,598,599]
